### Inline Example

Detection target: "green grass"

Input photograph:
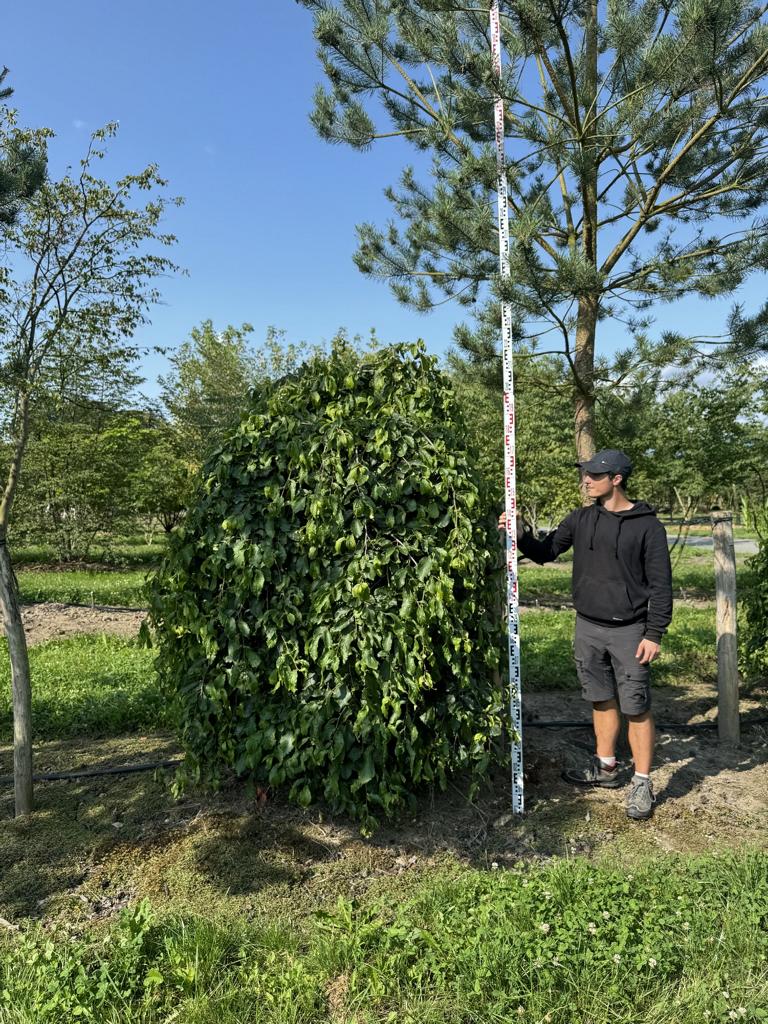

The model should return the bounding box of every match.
[660,521,758,540]
[0,606,715,747]
[10,534,167,569]
[16,569,150,607]
[1,852,765,1023]
[0,636,165,742]
[521,605,716,689]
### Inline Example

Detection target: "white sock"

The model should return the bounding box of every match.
[598,756,617,769]
[633,771,650,780]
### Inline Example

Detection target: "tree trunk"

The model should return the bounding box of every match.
[0,391,34,815]
[574,2,599,465]
[574,294,598,461]
[711,511,740,747]
[0,540,33,815]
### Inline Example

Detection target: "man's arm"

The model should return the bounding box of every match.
[642,522,673,643]
[516,511,577,565]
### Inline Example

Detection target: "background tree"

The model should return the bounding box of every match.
[8,328,149,559]
[450,350,577,530]
[0,121,179,815]
[596,365,768,516]
[159,323,318,468]
[13,404,153,560]
[132,421,195,535]
[299,0,768,459]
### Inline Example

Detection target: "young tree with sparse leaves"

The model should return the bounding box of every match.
[159,322,320,468]
[0,120,180,816]
[298,0,768,459]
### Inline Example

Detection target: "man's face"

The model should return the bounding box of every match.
[582,470,621,499]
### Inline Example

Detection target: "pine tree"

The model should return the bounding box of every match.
[298,1,768,457]
[0,68,46,226]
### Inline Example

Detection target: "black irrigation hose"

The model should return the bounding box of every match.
[525,716,768,731]
[0,759,181,787]
[2,715,767,788]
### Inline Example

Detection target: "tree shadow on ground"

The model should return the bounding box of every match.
[0,734,180,918]
[0,731,592,921]
[2,692,765,927]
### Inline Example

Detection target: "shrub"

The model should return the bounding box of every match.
[738,499,768,682]
[147,342,502,826]
[739,539,768,682]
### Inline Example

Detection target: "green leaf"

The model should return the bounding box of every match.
[357,749,375,786]
[416,556,433,581]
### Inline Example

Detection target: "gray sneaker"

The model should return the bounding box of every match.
[562,756,623,789]
[626,775,655,820]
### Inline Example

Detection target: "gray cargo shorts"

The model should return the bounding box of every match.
[574,615,652,716]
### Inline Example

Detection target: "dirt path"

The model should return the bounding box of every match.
[8,603,146,646]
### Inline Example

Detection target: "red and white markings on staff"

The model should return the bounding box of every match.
[490,0,524,813]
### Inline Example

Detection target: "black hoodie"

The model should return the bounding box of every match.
[518,501,673,643]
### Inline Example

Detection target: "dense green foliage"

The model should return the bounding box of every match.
[2,853,766,1023]
[739,501,768,681]
[0,636,161,741]
[148,343,502,826]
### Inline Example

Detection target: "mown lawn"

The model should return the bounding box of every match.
[0,636,164,741]
[16,569,150,608]
[10,534,167,569]
[520,604,716,690]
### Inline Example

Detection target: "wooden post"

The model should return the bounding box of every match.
[711,511,740,747]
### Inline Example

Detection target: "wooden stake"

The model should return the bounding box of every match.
[711,511,740,747]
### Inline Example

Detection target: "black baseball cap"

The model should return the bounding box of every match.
[574,449,633,478]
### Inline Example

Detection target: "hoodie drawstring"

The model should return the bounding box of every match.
[590,506,626,558]
[589,507,599,550]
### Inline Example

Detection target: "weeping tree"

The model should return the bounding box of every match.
[298,0,768,458]
[0,121,179,815]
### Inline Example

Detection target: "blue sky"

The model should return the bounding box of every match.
[5,2,765,401]
[6,1,463,400]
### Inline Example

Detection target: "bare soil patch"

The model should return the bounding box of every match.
[7,602,146,647]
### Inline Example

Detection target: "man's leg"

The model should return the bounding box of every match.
[627,710,655,775]
[563,618,624,788]
[593,698,621,760]
[611,624,656,818]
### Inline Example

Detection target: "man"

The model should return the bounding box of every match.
[502,449,672,820]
